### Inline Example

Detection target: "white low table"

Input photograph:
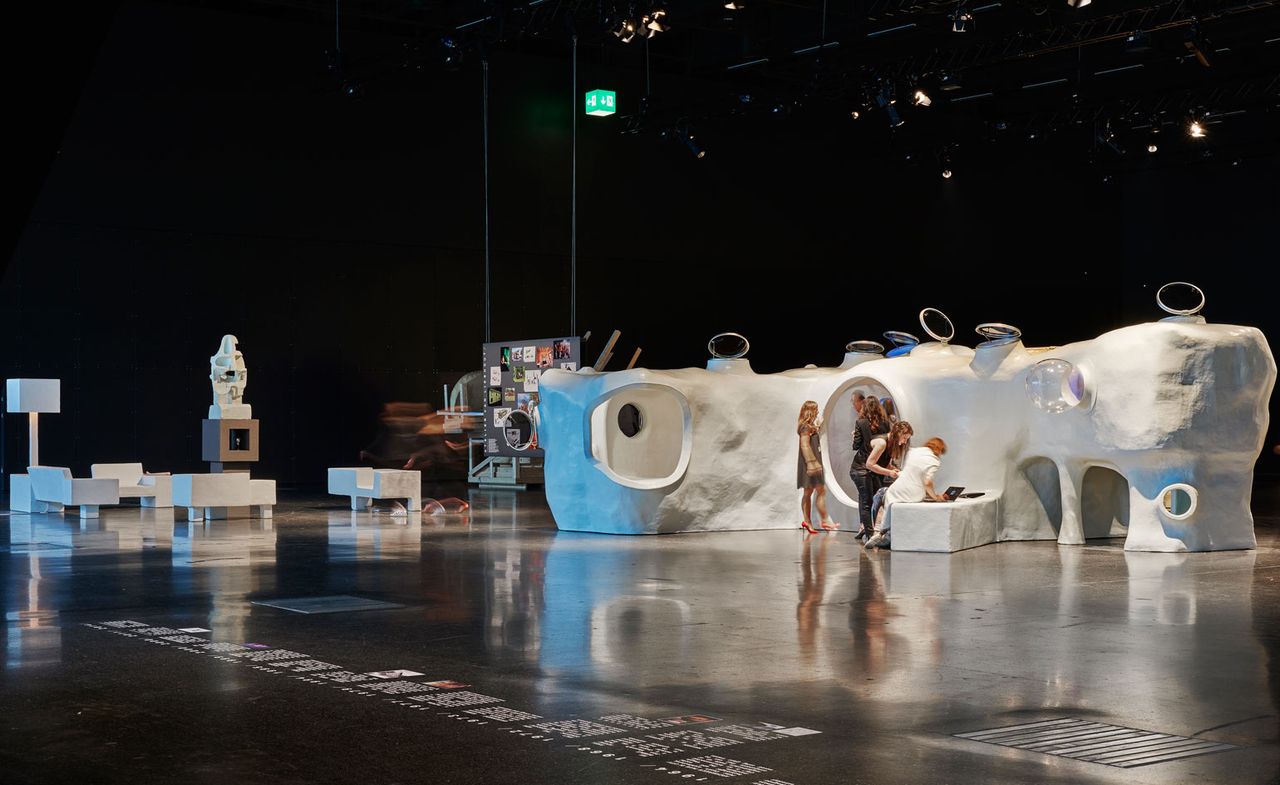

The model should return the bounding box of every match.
[327,468,421,512]
[886,493,1000,552]
[173,473,275,521]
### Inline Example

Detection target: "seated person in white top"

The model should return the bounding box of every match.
[865,437,947,549]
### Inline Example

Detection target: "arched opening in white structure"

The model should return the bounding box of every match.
[1082,466,1130,539]
[587,383,692,490]
[1018,457,1063,535]
[822,377,900,510]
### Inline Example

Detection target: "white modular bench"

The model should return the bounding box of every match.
[90,463,173,508]
[327,468,421,512]
[885,493,1000,552]
[173,473,276,521]
[26,466,121,519]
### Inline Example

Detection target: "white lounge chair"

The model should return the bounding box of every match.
[90,463,173,508]
[26,466,120,519]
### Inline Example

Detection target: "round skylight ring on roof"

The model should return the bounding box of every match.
[1156,282,1205,317]
[919,308,955,343]
[707,332,750,359]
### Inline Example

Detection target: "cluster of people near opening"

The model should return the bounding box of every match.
[796,391,949,548]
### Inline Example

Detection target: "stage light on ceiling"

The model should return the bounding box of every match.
[850,109,861,120]
[614,19,637,42]
[876,83,904,127]
[1124,29,1152,53]
[643,9,670,37]
[1189,118,1207,138]
[685,133,706,159]
[1066,0,1091,8]
[913,89,932,107]
[950,5,972,33]
[1147,127,1160,153]
[941,168,953,179]
[937,71,963,92]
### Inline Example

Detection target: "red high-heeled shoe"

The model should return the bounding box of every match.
[800,520,819,534]
[820,520,840,531]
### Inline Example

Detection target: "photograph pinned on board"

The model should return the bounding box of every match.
[560,362,577,371]
[489,366,501,385]
[522,346,536,363]
[494,407,512,426]
[553,339,572,360]
[487,387,502,406]
[524,369,540,392]
[517,393,532,412]
[500,347,512,371]
[512,366,526,383]
[536,346,553,368]
[512,347,524,363]
[503,387,516,403]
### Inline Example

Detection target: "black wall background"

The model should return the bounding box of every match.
[4,1,1278,486]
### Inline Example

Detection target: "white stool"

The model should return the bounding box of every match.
[327,467,421,512]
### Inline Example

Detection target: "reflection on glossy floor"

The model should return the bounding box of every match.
[2,482,1279,784]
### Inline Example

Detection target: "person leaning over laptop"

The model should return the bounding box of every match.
[865,437,948,549]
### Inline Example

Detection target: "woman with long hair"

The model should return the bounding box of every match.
[797,401,837,533]
[866,420,913,534]
[850,395,890,539]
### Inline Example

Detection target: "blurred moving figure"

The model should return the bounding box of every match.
[360,402,482,479]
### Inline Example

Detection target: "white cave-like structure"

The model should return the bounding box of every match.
[537,285,1275,552]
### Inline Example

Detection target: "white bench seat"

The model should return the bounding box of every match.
[173,473,275,521]
[91,463,172,508]
[885,493,1000,552]
[26,466,120,519]
[327,468,421,512]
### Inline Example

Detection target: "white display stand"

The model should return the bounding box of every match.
[327,468,421,511]
[26,466,120,519]
[537,289,1275,552]
[174,473,275,521]
[6,378,61,513]
[90,463,173,508]
[885,494,1000,553]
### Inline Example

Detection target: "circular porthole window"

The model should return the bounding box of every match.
[844,340,886,355]
[919,308,956,344]
[1156,281,1206,318]
[707,332,750,359]
[617,403,644,438]
[1026,358,1089,413]
[1160,483,1198,520]
[501,409,536,451]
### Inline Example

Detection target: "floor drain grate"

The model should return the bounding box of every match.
[955,718,1240,768]
[252,595,404,614]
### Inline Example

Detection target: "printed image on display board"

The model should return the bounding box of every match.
[482,337,581,458]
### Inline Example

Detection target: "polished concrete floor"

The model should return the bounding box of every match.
[2,482,1279,785]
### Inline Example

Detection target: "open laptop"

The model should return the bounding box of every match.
[925,486,965,502]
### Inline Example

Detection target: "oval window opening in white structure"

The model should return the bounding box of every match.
[502,409,536,451]
[617,403,644,438]
[587,384,692,490]
[1160,484,1198,520]
[1026,358,1090,413]
[707,332,750,359]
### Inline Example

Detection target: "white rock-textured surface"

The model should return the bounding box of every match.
[538,319,1275,552]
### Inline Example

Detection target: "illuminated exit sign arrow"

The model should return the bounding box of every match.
[585,89,616,116]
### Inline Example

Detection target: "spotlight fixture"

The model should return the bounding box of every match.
[1066,0,1090,7]
[942,168,953,179]
[876,82,904,128]
[684,131,706,159]
[938,146,955,178]
[1147,127,1160,153]
[913,89,932,107]
[1184,25,1214,68]
[937,71,964,92]
[1124,29,1152,53]
[950,4,972,33]
[1189,117,1207,138]
[613,19,637,42]
[850,109,861,120]
[642,8,670,38]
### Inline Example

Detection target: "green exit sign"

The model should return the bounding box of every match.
[585,89,617,117]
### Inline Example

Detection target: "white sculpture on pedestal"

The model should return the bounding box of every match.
[537,283,1275,552]
[209,335,251,419]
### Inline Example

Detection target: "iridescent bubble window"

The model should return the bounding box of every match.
[1026,358,1088,413]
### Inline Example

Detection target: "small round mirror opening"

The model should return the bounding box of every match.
[1160,484,1198,519]
[1156,281,1206,317]
[617,403,644,438]
[708,332,750,359]
[975,322,1023,346]
[844,340,886,355]
[919,308,956,343]
[1026,358,1087,413]
[501,409,536,451]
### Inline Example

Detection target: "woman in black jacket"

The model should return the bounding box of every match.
[850,396,890,539]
